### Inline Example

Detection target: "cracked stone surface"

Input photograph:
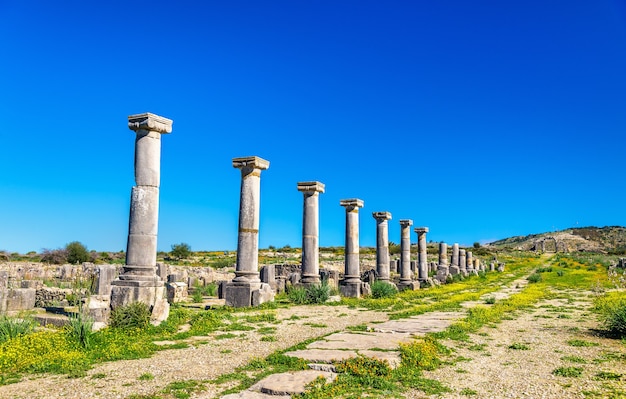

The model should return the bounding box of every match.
[249,370,336,395]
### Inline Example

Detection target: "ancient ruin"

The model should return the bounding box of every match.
[110,113,171,324]
[414,227,429,282]
[340,199,364,298]
[223,156,274,307]
[297,181,325,286]
[372,211,393,284]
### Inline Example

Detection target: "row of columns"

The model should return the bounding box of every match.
[116,112,488,310]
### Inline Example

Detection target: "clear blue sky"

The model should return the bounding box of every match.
[1,1,625,254]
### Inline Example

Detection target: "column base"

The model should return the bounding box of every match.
[397,281,420,291]
[224,282,274,308]
[339,281,361,298]
[300,274,321,286]
[110,280,164,310]
[449,266,460,276]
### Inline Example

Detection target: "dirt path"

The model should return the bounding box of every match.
[409,291,626,399]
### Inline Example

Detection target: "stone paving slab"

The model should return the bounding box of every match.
[250,370,336,395]
[284,349,358,363]
[308,332,411,350]
[371,311,465,334]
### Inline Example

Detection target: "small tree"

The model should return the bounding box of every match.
[170,243,191,260]
[41,248,68,264]
[473,242,481,249]
[66,241,90,264]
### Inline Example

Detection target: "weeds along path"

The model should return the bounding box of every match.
[0,254,546,399]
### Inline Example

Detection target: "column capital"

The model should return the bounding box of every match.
[399,219,413,227]
[372,211,392,221]
[128,113,173,134]
[340,198,364,209]
[297,181,325,193]
[232,156,270,171]
[414,227,429,234]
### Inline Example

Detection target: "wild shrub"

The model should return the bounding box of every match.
[484,296,496,305]
[0,316,36,344]
[527,273,542,283]
[370,281,397,299]
[65,312,94,349]
[66,241,90,264]
[287,287,308,304]
[110,302,151,330]
[536,266,553,273]
[594,292,626,337]
[306,282,330,304]
[191,290,203,303]
[170,243,191,260]
[40,248,68,264]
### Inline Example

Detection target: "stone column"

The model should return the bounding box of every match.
[467,251,474,272]
[340,199,364,297]
[414,227,429,281]
[298,181,325,286]
[372,211,392,283]
[450,243,460,275]
[398,219,413,288]
[224,156,274,307]
[459,249,467,275]
[436,242,449,282]
[111,113,172,318]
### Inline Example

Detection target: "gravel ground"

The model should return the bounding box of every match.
[407,291,626,399]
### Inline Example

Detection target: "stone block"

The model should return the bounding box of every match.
[275,277,287,294]
[260,265,276,291]
[95,265,117,295]
[218,280,228,299]
[156,263,168,281]
[21,280,42,289]
[110,283,164,310]
[5,288,36,311]
[87,295,110,324]
[166,282,188,303]
[397,281,420,291]
[449,266,460,276]
[224,282,259,308]
[340,282,360,298]
[251,283,274,306]
[150,298,170,326]
[361,282,372,296]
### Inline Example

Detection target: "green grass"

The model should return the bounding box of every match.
[508,343,530,350]
[567,339,600,347]
[553,366,584,377]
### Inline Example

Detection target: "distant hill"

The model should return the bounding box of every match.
[487,226,626,254]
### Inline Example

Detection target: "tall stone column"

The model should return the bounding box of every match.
[398,219,413,288]
[224,156,274,307]
[450,243,460,275]
[414,227,429,282]
[467,251,474,272]
[436,242,449,282]
[111,113,172,317]
[298,181,325,286]
[340,199,364,297]
[373,212,392,283]
[459,249,467,275]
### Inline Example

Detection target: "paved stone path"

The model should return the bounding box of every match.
[217,276,529,398]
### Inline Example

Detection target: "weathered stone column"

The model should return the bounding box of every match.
[414,227,429,281]
[111,113,172,320]
[373,212,392,283]
[467,251,474,271]
[298,181,325,286]
[398,219,414,288]
[340,199,364,297]
[436,242,449,282]
[459,249,467,275]
[450,243,460,275]
[224,156,274,307]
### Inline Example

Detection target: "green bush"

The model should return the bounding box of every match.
[306,282,330,304]
[370,281,397,299]
[527,273,542,283]
[288,287,308,304]
[110,302,151,330]
[170,243,191,260]
[66,241,90,264]
[0,316,36,344]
